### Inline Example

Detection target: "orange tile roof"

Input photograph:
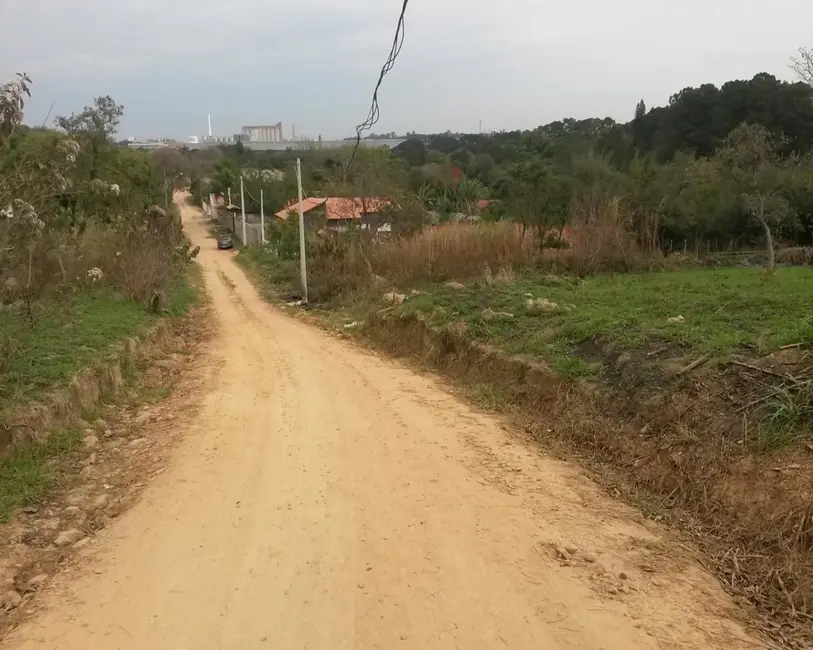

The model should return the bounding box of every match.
[274,197,326,220]
[325,197,391,221]
[275,197,391,221]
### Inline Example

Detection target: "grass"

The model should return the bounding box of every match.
[392,267,813,375]
[0,271,200,521]
[0,427,83,522]
[0,280,199,405]
[236,247,298,300]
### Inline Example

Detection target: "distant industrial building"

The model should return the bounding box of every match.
[242,123,284,143]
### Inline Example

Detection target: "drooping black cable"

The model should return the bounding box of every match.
[343,0,409,180]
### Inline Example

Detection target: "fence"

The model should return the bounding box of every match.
[202,198,265,248]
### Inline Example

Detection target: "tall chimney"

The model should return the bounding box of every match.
[292,123,296,140]
[208,113,212,138]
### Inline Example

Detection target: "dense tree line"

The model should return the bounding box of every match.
[181,65,813,258]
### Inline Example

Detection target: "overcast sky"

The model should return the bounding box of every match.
[1,0,810,140]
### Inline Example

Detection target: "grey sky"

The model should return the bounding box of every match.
[1,0,810,140]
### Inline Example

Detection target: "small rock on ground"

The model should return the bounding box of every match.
[555,546,571,561]
[482,308,514,322]
[1,590,22,611]
[54,528,85,548]
[24,574,48,593]
[525,298,559,314]
[382,292,406,306]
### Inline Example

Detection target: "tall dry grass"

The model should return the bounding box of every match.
[304,197,666,300]
[563,196,667,276]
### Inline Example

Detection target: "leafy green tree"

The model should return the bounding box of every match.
[632,99,647,149]
[497,159,570,246]
[455,177,486,214]
[56,96,124,181]
[392,138,427,167]
[210,159,240,199]
[471,153,497,184]
[634,74,813,160]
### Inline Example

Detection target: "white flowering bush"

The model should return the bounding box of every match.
[0,73,190,319]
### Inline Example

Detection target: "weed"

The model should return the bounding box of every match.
[756,382,813,450]
[0,427,82,522]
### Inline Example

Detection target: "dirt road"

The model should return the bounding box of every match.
[2,199,764,649]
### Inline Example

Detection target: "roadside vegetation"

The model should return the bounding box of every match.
[219,50,813,648]
[0,427,82,522]
[0,75,200,519]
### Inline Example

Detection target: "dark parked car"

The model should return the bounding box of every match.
[217,233,234,250]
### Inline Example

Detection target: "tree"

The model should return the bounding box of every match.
[210,159,240,198]
[632,74,813,160]
[634,100,647,122]
[0,73,30,140]
[632,99,647,149]
[497,158,570,246]
[56,95,124,180]
[455,177,486,214]
[791,47,813,87]
[392,138,427,167]
[152,148,190,190]
[718,123,796,271]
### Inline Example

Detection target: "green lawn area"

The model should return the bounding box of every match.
[0,282,198,404]
[394,267,813,377]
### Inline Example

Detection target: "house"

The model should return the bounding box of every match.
[274,197,392,233]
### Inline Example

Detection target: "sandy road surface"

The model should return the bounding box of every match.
[2,198,765,650]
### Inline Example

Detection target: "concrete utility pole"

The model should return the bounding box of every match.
[260,189,266,245]
[296,158,308,303]
[240,176,247,246]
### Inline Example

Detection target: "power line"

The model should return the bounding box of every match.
[343,0,409,180]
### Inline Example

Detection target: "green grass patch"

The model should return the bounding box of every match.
[394,267,813,375]
[236,247,298,300]
[0,427,83,522]
[0,292,159,402]
[0,277,199,404]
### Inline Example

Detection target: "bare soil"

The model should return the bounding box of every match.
[0,198,769,649]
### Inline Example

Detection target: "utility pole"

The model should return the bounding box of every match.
[260,189,265,245]
[296,158,308,303]
[227,187,232,206]
[240,176,247,246]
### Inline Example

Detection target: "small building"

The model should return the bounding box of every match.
[274,197,392,232]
